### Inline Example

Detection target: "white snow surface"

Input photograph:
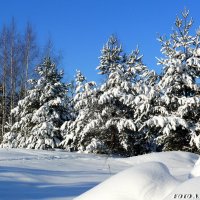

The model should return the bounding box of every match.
[189,157,200,178]
[0,149,199,200]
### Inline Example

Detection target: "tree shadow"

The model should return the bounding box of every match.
[0,166,99,200]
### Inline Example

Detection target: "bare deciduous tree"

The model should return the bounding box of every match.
[0,19,39,139]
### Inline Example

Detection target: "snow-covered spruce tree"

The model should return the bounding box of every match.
[1,57,71,149]
[143,10,200,152]
[60,70,100,152]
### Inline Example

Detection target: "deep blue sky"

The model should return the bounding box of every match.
[1,0,200,82]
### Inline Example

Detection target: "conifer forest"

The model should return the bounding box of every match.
[1,10,200,157]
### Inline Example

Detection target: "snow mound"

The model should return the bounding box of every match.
[74,162,179,200]
[164,177,200,200]
[120,151,197,169]
[189,157,200,178]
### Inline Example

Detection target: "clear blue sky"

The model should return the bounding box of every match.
[1,0,200,83]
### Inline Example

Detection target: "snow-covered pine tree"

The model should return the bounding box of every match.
[97,35,123,77]
[71,36,154,156]
[144,10,200,152]
[1,57,71,149]
[129,56,158,153]
[60,70,100,152]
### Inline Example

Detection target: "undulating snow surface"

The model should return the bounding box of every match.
[75,162,179,200]
[0,149,199,200]
[0,149,128,200]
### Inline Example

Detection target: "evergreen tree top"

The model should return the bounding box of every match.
[157,9,200,96]
[75,70,86,85]
[157,9,200,60]
[97,35,123,76]
[36,57,64,83]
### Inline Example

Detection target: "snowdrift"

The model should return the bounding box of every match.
[75,151,200,200]
[74,162,179,200]
[0,149,199,200]
[164,177,200,200]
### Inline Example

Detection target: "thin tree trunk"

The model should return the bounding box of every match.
[9,18,16,126]
[23,22,38,97]
[1,26,8,139]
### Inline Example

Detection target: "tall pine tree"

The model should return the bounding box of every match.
[61,36,155,156]
[143,10,200,152]
[60,70,99,152]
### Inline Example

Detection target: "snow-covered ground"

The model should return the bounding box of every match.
[0,149,199,200]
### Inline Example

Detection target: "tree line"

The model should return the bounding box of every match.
[1,10,200,156]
